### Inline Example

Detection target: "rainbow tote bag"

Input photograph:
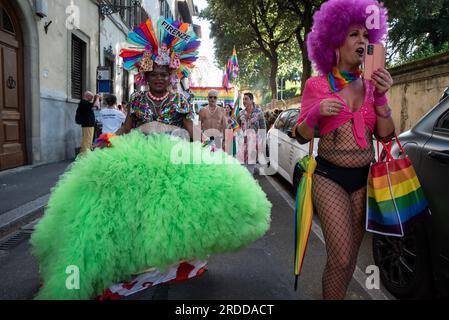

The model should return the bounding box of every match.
[366,136,430,237]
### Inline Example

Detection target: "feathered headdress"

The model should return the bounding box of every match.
[120,17,201,80]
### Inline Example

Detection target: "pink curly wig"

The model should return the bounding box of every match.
[307,0,388,75]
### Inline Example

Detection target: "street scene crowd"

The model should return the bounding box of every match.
[0,0,448,302]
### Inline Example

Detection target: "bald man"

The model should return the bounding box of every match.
[199,90,228,148]
[77,91,100,154]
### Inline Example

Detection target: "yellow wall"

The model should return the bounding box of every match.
[388,52,449,133]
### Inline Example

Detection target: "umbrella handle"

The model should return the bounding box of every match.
[308,138,314,157]
[294,275,299,291]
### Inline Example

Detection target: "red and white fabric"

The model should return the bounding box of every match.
[96,260,208,300]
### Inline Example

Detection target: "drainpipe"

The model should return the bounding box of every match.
[98,1,102,93]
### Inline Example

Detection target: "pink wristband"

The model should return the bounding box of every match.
[305,105,321,129]
[374,93,388,107]
[376,109,392,119]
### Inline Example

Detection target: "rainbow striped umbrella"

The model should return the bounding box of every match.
[294,141,316,290]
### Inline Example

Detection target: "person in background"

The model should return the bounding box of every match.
[267,111,278,130]
[98,94,126,134]
[93,94,103,141]
[199,89,228,148]
[224,104,233,118]
[120,101,129,116]
[237,92,266,174]
[77,91,100,154]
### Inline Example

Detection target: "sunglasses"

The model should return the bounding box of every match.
[208,96,218,99]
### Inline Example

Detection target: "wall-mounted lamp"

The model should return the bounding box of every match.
[35,0,49,18]
[44,20,52,34]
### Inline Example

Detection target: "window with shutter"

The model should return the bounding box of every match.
[120,0,125,19]
[126,0,132,28]
[71,35,85,100]
[160,0,172,19]
[129,2,135,28]
[122,70,129,102]
[104,55,114,94]
[134,6,138,25]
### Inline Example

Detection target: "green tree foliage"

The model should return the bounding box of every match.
[202,0,449,100]
[279,0,324,93]
[385,0,449,65]
[201,0,295,100]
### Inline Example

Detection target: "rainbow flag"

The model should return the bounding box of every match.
[230,46,239,81]
[227,118,240,130]
[223,47,239,91]
[366,140,430,237]
[190,87,235,106]
[223,66,230,91]
[232,92,240,118]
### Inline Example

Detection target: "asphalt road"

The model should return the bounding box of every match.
[0,173,393,300]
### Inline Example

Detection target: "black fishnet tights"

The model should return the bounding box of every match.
[313,175,367,300]
[312,122,374,300]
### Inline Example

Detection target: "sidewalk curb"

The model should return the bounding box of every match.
[0,162,50,178]
[0,195,48,238]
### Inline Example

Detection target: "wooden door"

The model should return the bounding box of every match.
[0,1,25,170]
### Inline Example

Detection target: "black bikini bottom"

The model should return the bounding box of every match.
[314,156,371,194]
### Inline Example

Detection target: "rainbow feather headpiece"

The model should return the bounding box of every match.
[120,17,201,79]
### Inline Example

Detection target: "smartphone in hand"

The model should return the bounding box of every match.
[364,44,385,80]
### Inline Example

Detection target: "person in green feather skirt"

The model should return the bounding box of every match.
[30,18,272,300]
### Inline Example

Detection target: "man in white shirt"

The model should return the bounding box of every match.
[98,95,126,134]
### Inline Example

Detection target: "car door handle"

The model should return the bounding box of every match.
[428,150,449,163]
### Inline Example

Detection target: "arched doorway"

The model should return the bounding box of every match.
[0,0,25,170]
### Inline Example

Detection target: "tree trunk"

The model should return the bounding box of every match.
[269,57,279,102]
[297,1,313,95]
[296,31,312,95]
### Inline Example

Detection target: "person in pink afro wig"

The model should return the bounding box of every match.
[307,0,388,75]
[292,0,396,300]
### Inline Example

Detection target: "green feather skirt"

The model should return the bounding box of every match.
[31,131,272,299]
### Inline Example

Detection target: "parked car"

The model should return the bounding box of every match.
[266,108,319,189]
[372,87,449,299]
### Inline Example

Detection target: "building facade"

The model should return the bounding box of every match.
[0,0,198,171]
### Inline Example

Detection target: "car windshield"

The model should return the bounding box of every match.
[285,110,299,131]
[274,111,290,130]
